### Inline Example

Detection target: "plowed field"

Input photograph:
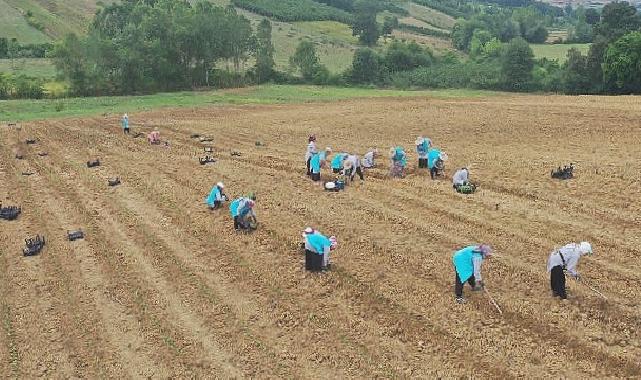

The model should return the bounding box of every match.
[1,95,640,378]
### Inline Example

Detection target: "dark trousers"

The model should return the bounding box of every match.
[124,128,130,134]
[311,172,321,181]
[332,168,341,174]
[305,249,323,271]
[345,167,364,181]
[551,265,567,299]
[306,157,312,176]
[233,215,241,230]
[418,158,427,168]
[430,167,438,179]
[455,273,476,297]
[209,201,222,210]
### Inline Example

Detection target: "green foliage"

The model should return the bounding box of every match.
[349,48,383,83]
[0,38,8,59]
[231,0,352,23]
[382,16,399,38]
[383,40,433,73]
[351,0,381,46]
[0,73,44,99]
[397,23,450,38]
[290,40,327,80]
[603,31,641,94]
[54,1,256,96]
[452,6,552,52]
[593,2,640,42]
[392,60,501,90]
[410,0,467,19]
[500,37,534,91]
[585,8,600,25]
[562,48,592,94]
[255,19,275,83]
[470,29,494,57]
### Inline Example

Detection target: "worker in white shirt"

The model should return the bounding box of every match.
[343,154,364,182]
[547,242,593,299]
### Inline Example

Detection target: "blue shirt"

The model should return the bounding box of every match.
[310,153,321,173]
[306,233,331,255]
[331,153,346,170]
[452,245,483,283]
[428,148,442,169]
[205,186,222,206]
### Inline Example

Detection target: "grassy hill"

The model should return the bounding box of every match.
[0,0,455,80]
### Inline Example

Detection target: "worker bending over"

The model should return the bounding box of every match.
[331,152,348,174]
[452,168,470,189]
[343,154,364,182]
[547,242,593,299]
[303,227,337,271]
[362,148,378,169]
[230,195,257,231]
[205,182,226,209]
[415,137,431,168]
[452,244,493,304]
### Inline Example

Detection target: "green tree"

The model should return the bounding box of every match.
[382,16,398,40]
[352,0,380,46]
[0,38,7,58]
[469,29,493,58]
[563,48,592,94]
[500,37,534,91]
[53,33,92,95]
[255,19,275,83]
[585,35,608,93]
[289,40,323,80]
[593,2,640,42]
[603,31,641,93]
[351,48,382,83]
[585,8,600,24]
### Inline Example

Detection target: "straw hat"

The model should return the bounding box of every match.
[217,182,224,188]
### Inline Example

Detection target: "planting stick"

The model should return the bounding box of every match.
[578,278,608,300]
[484,288,503,314]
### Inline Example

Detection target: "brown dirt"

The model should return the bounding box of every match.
[1,95,640,378]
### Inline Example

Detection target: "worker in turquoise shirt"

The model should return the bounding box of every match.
[310,152,322,181]
[331,153,347,174]
[428,147,444,179]
[452,244,493,304]
[205,182,226,209]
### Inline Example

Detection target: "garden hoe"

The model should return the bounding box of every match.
[577,277,607,300]
[484,288,503,314]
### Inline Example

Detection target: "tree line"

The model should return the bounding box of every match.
[18,0,641,97]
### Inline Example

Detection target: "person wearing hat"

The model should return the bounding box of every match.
[230,197,257,231]
[343,154,364,182]
[415,137,432,169]
[547,242,593,300]
[452,167,470,189]
[121,113,130,134]
[305,135,317,176]
[362,148,378,169]
[205,182,226,209]
[302,228,337,271]
[452,244,493,304]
